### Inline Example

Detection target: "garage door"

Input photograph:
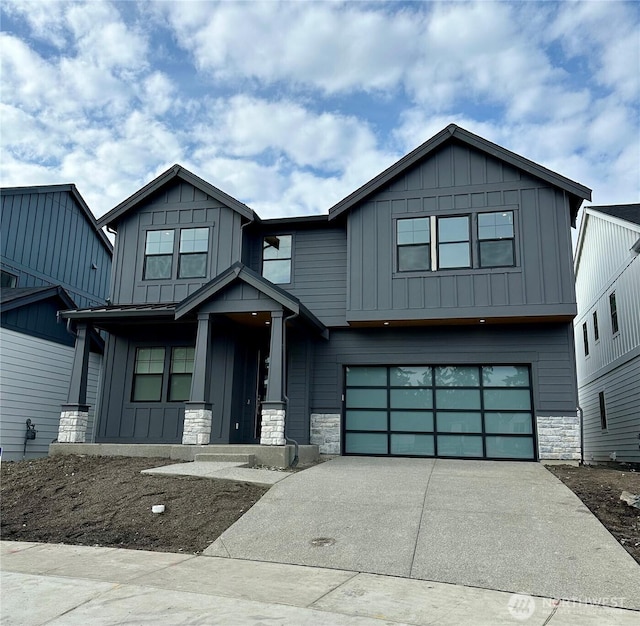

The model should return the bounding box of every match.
[343,365,535,460]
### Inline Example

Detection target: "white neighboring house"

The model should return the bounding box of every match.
[574,204,640,464]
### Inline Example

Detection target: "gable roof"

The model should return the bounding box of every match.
[328,124,592,225]
[0,184,113,255]
[589,204,640,227]
[574,203,640,274]
[175,262,328,337]
[0,285,77,313]
[97,164,258,230]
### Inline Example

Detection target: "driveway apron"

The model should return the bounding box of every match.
[204,457,640,609]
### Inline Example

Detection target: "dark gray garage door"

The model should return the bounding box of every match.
[343,365,535,460]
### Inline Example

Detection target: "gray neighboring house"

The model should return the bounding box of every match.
[60,124,591,462]
[574,204,640,464]
[0,185,112,460]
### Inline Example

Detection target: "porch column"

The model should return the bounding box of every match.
[58,323,91,443]
[183,313,213,445]
[261,309,286,446]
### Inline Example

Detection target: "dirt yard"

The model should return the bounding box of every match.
[0,455,268,553]
[1,456,639,563]
[547,464,640,564]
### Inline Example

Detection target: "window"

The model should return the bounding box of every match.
[397,218,430,271]
[179,228,209,278]
[609,292,619,334]
[599,391,607,430]
[478,211,515,267]
[144,230,174,279]
[395,209,516,273]
[0,270,17,288]
[132,348,165,401]
[593,311,599,341]
[262,235,292,284]
[438,216,471,269]
[132,346,195,402]
[582,322,589,356]
[169,347,195,401]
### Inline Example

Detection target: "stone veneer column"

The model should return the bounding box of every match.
[260,403,286,446]
[536,414,581,460]
[310,413,341,454]
[182,403,212,445]
[58,404,89,443]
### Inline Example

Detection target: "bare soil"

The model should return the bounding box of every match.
[547,464,640,564]
[0,455,268,554]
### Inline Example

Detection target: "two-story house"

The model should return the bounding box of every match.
[58,125,591,462]
[574,204,640,463]
[0,185,112,459]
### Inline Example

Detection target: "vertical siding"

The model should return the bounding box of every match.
[0,189,112,308]
[112,181,245,305]
[0,328,101,460]
[346,143,576,320]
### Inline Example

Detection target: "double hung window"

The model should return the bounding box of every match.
[396,210,516,272]
[132,347,195,402]
[609,292,619,334]
[143,228,209,280]
[262,235,292,284]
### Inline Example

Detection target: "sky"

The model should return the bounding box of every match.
[1,0,639,223]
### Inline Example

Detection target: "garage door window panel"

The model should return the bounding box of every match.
[485,412,532,434]
[436,412,482,433]
[483,389,531,410]
[437,435,484,457]
[486,436,534,459]
[391,434,434,456]
[346,388,387,408]
[345,433,388,454]
[390,388,433,409]
[390,411,434,432]
[345,410,387,431]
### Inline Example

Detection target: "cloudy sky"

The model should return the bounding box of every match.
[2,0,638,222]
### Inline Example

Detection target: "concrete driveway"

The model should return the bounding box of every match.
[205,457,640,609]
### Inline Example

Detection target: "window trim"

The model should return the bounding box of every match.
[262,233,293,285]
[393,207,519,275]
[609,291,619,335]
[130,344,195,403]
[436,215,471,270]
[477,210,516,269]
[142,227,210,282]
[178,228,210,279]
[396,217,431,272]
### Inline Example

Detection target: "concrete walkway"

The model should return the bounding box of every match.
[205,457,640,610]
[2,540,638,625]
[142,461,292,485]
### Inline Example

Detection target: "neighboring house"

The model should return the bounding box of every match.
[0,185,112,460]
[59,124,591,462]
[574,204,640,464]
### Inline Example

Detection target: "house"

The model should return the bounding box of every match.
[57,124,591,463]
[0,185,112,460]
[574,204,640,464]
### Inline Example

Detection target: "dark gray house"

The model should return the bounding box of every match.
[59,125,591,462]
[0,185,112,459]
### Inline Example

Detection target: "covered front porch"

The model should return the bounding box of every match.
[58,264,327,452]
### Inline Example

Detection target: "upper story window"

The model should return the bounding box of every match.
[438,216,470,269]
[144,230,174,279]
[1,270,17,288]
[179,228,209,278]
[582,322,589,356]
[478,211,515,267]
[397,218,430,271]
[396,210,516,273]
[593,311,599,341]
[609,292,619,334]
[143,228,209,281]
[132,346,194,402]
[262,234,292,284]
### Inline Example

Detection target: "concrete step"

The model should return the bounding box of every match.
[194,453,255,467]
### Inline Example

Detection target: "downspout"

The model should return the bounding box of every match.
[577,405,584,465]
[282,311,299,467]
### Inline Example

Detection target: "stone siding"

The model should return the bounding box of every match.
[182,408,212,445]
[260,408,285,446]
[537,414,581,460]
[58,409,89,443]
[310,413,341,455]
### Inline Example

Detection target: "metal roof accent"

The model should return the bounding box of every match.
[588,204,640,227]
[0,285,77,312]
[97,164,258,230]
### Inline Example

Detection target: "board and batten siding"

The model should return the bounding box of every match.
[308,323,577,421]
[111,180,246,305]
[0,328,101,460]
[574,212,640,463]
[346,143,576,322]
[0,189,111,308]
